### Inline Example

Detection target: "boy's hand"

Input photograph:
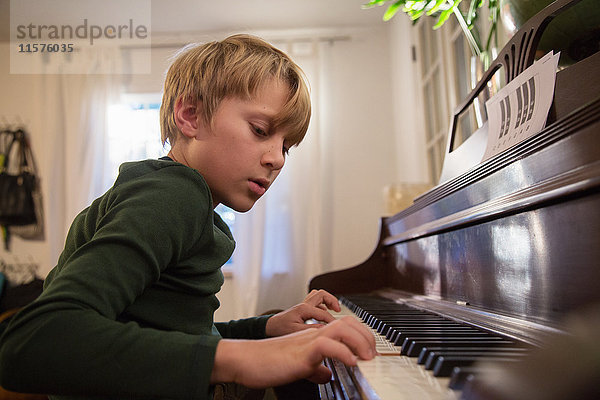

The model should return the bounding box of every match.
[211,315,377,388]
[265,290,342,337]
[303,289,341,312]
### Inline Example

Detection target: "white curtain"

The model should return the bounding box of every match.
[231,40,335,317]
[32,47,122,270]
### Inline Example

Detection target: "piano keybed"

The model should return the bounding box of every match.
[321,295,534,400]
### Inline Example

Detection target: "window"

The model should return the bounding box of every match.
[106,93,167,189]
[413,7,504,184]
[106,93,236,265]
[415,16,451,184]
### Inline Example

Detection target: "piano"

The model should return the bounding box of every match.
[309,0,600,398]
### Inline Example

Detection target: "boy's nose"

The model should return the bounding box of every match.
[261,144,285,170]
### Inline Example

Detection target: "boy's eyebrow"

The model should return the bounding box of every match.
[247,108,296,139]
[246,108,279,123]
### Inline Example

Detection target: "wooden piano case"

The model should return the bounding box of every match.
[310,0,600,398]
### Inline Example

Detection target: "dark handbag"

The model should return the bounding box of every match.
[0,131,37,227]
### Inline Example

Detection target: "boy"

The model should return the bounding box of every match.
[0,34,375,399]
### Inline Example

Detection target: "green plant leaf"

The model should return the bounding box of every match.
[466,0,477,25]
[359,0,500,59]
[362,0,391,9]
[383,1,405,21]
[433,0,461,29]
[408,8,426,21]
[427,0,448,16]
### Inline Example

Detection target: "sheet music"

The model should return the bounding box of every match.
[483,51,560,161]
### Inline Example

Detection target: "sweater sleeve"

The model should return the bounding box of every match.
[0,165,220,399]
[214,315,273,339]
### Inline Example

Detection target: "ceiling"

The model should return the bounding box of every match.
[1,0,388,41]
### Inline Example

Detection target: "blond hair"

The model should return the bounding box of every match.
[160,34,311,147]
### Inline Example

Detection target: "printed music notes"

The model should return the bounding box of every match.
[483,51,560,161]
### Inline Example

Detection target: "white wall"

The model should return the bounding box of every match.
[321,28,397,271]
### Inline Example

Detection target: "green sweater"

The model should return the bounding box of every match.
[0,159,271,399]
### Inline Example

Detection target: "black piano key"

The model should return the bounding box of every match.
[347,306,447,331]
[424,350,529,370]
[417,346,528,364]
[391,328,482,345]
[388,325,478,336]
[365,310,425,318]
[401,335,503,351]
[403,339,515,357]
[448,366,480,390]
[384,318,458,324]
[386,323,465,339]
[367,313,427,328]
[373,314,444,320]
[381,317,456,325]
[391,328,482,346]
[380,320,436,336]
[387,321,463,341]
[378,317,451,327]
[432,356,521,377]
[375,315,447,328]
[369,310,429,315]
[447,361,524,390]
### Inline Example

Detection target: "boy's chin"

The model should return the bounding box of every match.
[224,198,258,213]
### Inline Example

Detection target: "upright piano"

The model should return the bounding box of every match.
[309,0,600,398]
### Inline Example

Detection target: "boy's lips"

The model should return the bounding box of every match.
[248,178,270,196]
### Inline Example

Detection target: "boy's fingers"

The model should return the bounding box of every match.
[319,319,376,361]
[299,305,336,324]
[340,316,377,353]
[304,289,341,312]
[298,307,376,355]
[307,364,333,384]
[296,323,326,331]
[311,335,360,367]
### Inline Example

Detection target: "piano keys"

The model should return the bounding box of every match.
[323,295,535,399]
[324,304,456,400]
[309,0,600,398]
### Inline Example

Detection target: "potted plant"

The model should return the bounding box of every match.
[363,0,501,67]
[363,0,600,66]
[364,0,504,134]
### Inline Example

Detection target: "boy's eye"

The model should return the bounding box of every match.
[251,124,267,137]
[282,146,290,156]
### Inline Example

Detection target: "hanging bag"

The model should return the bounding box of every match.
[10,131,45,241]
[0,130,37,227]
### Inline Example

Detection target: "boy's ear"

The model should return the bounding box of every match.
[174,98,203,139]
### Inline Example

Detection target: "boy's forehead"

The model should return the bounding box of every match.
[231,79,290,115]
[249,77,291,100]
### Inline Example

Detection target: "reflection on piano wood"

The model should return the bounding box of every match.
[310,0,600,398]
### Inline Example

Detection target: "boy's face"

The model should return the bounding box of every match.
[181,79,291,212]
